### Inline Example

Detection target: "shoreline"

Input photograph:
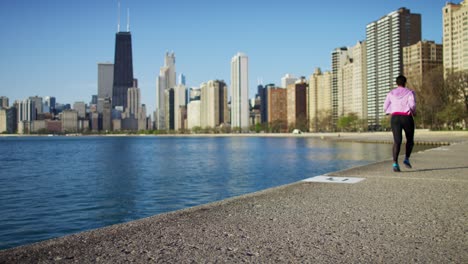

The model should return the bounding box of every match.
[2,130,467,145]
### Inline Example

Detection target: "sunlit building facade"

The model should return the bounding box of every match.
[309,68,332,132]
[366,8,421,129]
[443,1,468,76]
[231,52,249,130]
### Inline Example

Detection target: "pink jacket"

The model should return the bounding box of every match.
[383,87,416,115]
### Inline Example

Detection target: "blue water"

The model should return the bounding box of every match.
[0,136,398,250]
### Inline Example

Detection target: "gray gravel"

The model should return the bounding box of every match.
[1,133,467,263]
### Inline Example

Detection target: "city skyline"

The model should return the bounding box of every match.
[0,0,449,114]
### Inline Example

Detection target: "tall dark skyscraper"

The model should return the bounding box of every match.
[112,31,134,109]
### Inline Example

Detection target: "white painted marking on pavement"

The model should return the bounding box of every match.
[302,176,365,184]
[428,147,449,151]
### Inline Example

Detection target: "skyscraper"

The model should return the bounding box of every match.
[102,98,112,131]
[0,107,16,133]
[258,83,276,124]
[61,110,78,133]
[165,88,175,130]
[0,108,8,133]
[187,99,201,130]
[127,86,141,118]
[0,96,8,109]
[73,102,86,119]
[138,104,147,131]
[287,78,308,129]
[366,7,421,129]
[97,62,114,113]
[18,99,36,122]
[29,96,43,115]
[309,68,332,132]
[200,80,228,128]
[443,1,468,76]
[156,52,176,130]
[231,52,249,130]
[178,73,186,86]
[338,41,367,119]
[403,40,443,87]
[266,86,287,125]
[44,96,56,113]
[112,31,134,109]
[332,47,349,125]
[174,84,187,131]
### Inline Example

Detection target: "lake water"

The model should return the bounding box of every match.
[0,136,423,250]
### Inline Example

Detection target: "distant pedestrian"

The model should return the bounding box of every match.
[383,75,416,172]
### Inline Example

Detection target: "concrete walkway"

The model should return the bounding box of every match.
[1,134,467,263]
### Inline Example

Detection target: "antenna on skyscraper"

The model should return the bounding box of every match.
[127,8,130,32]
[117,1,121,32]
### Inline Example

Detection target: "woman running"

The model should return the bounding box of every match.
[383,75,416,172]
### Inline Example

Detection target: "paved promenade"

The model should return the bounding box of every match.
[1,132,467,263]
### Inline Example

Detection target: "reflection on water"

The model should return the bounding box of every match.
[0,136,425,249]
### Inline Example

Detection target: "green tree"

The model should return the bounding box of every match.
[252,123,262,133]
[268,120,287,133]
[436,103,464,130]
[219,124,231,134]
[380,115,391,131]
[444,70,468,128]
[178,128,190,134]
[203,126,214,133]
[316,110,332,132]
[191,126,202,134]
[337,113,359,132]
[231,127,242,133]
[295,115,309,132]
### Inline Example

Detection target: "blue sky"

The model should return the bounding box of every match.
[0,0,450,115]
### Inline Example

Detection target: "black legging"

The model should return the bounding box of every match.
[391,115,415,163]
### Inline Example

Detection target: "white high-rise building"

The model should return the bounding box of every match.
[97,62,114,113]
[187,100,201,129]
[443,1,468,76]
[127,86,141,118]
[0,108,7,133]
[156,52,176,130]
[174,84,187,131]
[281,74,297,89]
[17,99,36,122]
[338,41,367,119]
[165,52,176,89]
[200,80,228,128]
[157,66,168,127]
[366,8,421,128]
[231,52,249,130]
[138,104,147,130]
